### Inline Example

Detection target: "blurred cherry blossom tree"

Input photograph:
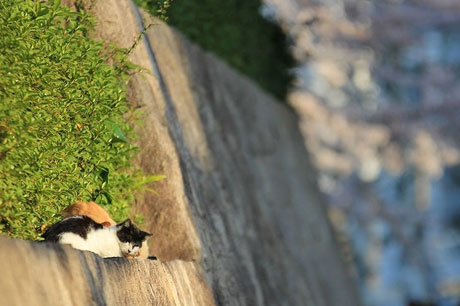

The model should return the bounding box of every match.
[263,0,460,305]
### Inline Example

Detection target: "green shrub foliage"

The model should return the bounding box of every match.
[135,0,293,100]
[0,0,157,239]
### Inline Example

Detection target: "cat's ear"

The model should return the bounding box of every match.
[117,218,132,228]
[142,230,153,238]
[123,219,132,227]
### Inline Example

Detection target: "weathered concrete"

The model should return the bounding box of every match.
[0,236,214,306]
[88,0,203,263]
[0,1,362,305]
[128,6,361,306]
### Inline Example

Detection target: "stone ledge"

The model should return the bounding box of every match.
[0,236,214,306]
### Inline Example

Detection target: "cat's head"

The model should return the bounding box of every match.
[115,219,152,258]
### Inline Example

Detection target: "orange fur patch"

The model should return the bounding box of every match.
[62,201,116,226]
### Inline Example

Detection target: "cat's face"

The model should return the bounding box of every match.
[115,219,152,257]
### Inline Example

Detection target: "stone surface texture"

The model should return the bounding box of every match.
[0,1,361,305]
[0,237,213,306]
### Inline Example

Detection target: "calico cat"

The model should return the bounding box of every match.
[61,201,150,259]
[42,216,152,258]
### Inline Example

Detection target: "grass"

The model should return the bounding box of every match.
[0,0,160,240]
[134,0,294,100]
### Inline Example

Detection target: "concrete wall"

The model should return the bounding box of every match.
[0,1,361,305]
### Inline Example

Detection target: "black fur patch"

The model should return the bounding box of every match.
[42,216,103,242]
[116,219,151,247]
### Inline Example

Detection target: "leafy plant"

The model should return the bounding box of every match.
[0,0,159,239]
[134,0,293,100]
[137,0,172,22]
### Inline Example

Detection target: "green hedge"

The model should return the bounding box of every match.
[0,0,158,240]
[135,0,293,100]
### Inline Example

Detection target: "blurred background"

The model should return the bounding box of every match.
[262,0,460,305]
[144,0,460,304]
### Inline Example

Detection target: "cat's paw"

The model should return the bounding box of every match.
[123,252,139,259]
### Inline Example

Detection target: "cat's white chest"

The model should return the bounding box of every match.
[59,228,122,258]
